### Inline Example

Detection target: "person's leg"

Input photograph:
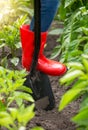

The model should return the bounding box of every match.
[20,0,67,76]
[30,0,60,32]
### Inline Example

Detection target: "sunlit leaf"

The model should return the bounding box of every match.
[60,70,84,84]
[17,104,35,125]
[49,29,63,35]
[31,127,44,130]
[59,81,88,111]
[11,57,19,66]
[72,108,88,126]
[65,0,77,8]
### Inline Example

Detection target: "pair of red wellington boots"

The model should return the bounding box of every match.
[20,25,67,76]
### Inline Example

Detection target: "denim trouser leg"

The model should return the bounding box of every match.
[30,0,60,32]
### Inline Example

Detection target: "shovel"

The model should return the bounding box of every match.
[24,0,55,110]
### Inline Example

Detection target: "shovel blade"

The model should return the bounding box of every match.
[35,96,49,110]
[24,72,55,110]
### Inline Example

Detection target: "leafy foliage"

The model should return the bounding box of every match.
[0,1,45,130]
[0,0,32,68]
[0,15,28,69]
[0,15,27,56]
[51,0,88,63]
[0,66,36,129]
[56,1,88,129]
[59,55,88,130]
[0,0,33,28]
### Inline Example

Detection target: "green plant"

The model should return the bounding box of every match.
[59,55,88,130]
[0,0,33,28]
[0,0,33,68]
[0,66,33,129]
[0,67,33,107]
[50,1,88,129]
[0,1,44,130]
[0,104,35,130]
[0,66,44,130]
[31,127,44,130]
[0,15,28,68]
[0,15,27,57]
[51,0,88,63]
[7,0,33,17]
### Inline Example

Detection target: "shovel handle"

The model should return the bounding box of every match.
[30,0,41,77]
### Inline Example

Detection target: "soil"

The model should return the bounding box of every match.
[27,35,79,130]
[0,29,79,130]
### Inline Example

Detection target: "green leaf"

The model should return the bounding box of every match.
[82,27,88,35]
[15,42,21,48]
[17,104,35,125]
[67,62,84,70]
[84,43,88,55]
[60,70,84,84]
[0,112,13,127]
[59,0,66,20]
[65,0,77,8]
[82,58,88,73]
[59,81,88,111]
[31,127,44,130]
[50,46,61,59]
[15,98,23,107]
[0,101,6,111]
[1,57,8,68]
[0,43,5,48]
[82,54,88,59]
[9,108,18,120]
[72,108,88,126]
[19,126,26,130]
[49,29,63,35]
[13,91,34,102]
[18,85,32,94]
[80,96,88,111]
[11,57,19,66]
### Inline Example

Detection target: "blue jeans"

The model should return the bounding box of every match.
[30,0,60,32]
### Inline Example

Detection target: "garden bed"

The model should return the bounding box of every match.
[0,34,79,130]
[27,35,80,130]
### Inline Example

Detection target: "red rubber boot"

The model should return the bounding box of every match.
[20,25,67,76]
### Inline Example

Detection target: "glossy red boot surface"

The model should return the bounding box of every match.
[20,25,67,76]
